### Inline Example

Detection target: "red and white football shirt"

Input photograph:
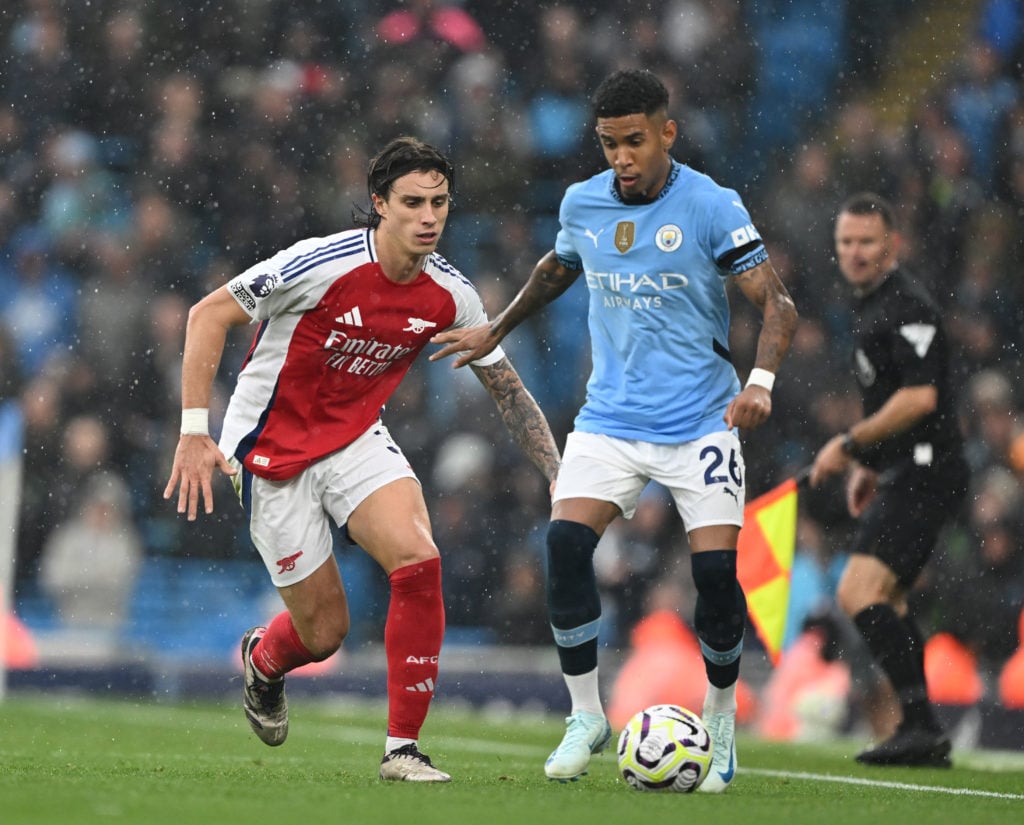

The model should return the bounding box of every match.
[218,228,504,480]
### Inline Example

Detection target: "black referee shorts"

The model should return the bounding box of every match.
[849,453,969,588]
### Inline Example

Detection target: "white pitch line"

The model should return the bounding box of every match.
[743,767,1024,801]
[20,701,1024,799]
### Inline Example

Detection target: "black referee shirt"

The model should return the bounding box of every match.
[849,267,963,472]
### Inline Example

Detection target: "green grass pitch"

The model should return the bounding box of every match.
[1,696,1022,824]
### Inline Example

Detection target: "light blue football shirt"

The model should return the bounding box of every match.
[554,159,768,443]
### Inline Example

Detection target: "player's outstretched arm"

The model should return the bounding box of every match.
[471,356,560,484]
[430,250,581,368]
[163,287,249,520]
[725,258,798,431]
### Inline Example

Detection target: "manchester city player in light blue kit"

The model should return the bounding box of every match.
[432,70,797,791]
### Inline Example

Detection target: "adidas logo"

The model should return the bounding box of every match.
[405,678,435,693]
[335,306,363,326]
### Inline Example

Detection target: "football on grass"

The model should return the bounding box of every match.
[617,704,713,792]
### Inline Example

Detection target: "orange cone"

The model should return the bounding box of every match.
[607,610,756,730]
[998,608,1024,709]
[3,611,39,669]
[924,632,984,705]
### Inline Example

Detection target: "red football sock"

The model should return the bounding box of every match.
[385,557,445,739]
[251,611,317,680]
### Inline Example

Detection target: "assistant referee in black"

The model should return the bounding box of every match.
[809,191,968,767]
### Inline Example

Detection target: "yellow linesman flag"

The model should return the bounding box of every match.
[736,477,799,665]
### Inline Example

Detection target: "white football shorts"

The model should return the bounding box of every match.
[553,429,746,529]
[230,421,418,587]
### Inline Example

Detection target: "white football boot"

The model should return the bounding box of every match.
[698,708,737,793]
[544,710,612,781]
[379,743,452,782]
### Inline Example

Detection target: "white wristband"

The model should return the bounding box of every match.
[180,408,210,436]
[745,368,776,392]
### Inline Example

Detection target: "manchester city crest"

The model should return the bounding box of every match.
[655,224,683,252]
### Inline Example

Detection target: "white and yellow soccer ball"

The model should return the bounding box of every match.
[617,704,713,792]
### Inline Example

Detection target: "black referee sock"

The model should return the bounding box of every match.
[901,612,942,733]
[853,604,938,732]
[546,520,602,676]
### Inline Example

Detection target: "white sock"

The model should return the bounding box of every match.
[703,682,737,714]
[565,668,603,716]
[385,736,415,754]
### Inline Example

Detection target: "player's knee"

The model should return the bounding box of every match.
[385,539,440,573]
[546,520,600,575]
[690,549,738,596]
[691,550,745,648]
[306,616,349,660]
[291,602,350,660]
[546,519,601,621]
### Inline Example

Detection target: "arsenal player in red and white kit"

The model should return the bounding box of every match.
[164,137,560,782]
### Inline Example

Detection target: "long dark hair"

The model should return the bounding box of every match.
[352,136,455,228]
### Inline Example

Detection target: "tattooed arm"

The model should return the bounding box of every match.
[471,356,560,483]
[430,251,582,368]
[724,257,798,431]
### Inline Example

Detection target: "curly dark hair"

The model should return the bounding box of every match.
[354,136,454,228]
[592,69,669,119]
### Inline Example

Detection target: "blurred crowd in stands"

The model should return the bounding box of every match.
[2,0,1024,707]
